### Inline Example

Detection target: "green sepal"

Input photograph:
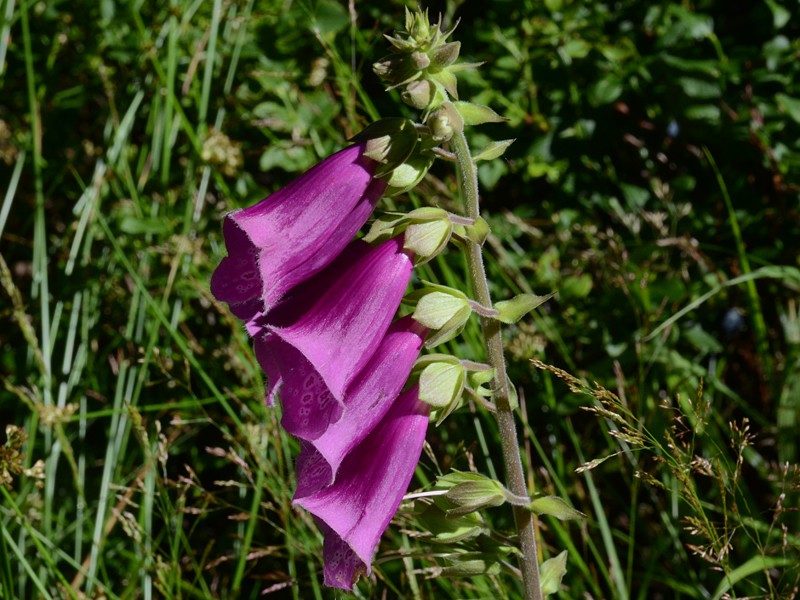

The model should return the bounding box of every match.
[409,282,472,346]
[404,218,452,261]
[351,118,418,176]
[473,139,516,162]
[414,501,486,544]
[430,68,459,99]
[453,101,506,126]
[439,471,507,517]
[448,61,485,73]
[413,289,469,329]
[441,555,503,577]
[382,150,435,196]
[526,495,586,521]
[540,550,569,596]
[469,368,496,397]
[452,215,490,246]
[412,354,466,414]
[494,292,556,324]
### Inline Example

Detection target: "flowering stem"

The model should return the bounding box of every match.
[450,129,543,600]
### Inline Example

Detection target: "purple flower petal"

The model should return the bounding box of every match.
[255,237,413,439]
[294,316,427,498]
[210,144,387,331]
[294,386,429,590]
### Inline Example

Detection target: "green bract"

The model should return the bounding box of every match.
[351,118,436,196]
[494,292,556,324]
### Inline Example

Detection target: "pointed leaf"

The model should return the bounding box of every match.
[540,550,568,596]
[473,139,516,162]
[527,496,586,521]
[494,292,555,324]
[453,101,506,126]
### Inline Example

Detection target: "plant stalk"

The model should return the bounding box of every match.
[451,129,543,600]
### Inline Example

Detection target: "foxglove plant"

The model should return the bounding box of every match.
[211,8,579,598]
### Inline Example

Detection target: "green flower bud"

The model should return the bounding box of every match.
[428,102,464,143]
[411,50,430,70]
[382,149,435,196]
[365,207,452,263]
[351,118,418,175]
[412,354,466,414]
[402,80,434,110]
[414,501,486,544]
[413,288,469,330]
[441,557,502,577]
[441,472,507,517]
[430,41,461,71]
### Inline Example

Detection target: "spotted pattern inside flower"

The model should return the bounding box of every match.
[211,217,261,303]
[294,446,334,499]
[279,354,343,440]
[322,526,366,589]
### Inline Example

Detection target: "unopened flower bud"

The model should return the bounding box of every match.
[411,50,430,70]
[430,41,461,71]
[402,80,434,110]
[383,150,435,196]
[429,112,454,143]
[428,102,464,143]
[412,354,466,412]
[441,472,507,517]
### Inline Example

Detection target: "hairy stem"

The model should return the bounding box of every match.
[450,129,543,600]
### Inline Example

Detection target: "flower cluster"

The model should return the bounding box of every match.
[211,142,431,589]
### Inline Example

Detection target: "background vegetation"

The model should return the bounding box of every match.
[1,0,798,598]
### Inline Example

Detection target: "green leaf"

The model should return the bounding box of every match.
[589,76,623,106]
[540,550,568,596]
[559,275,592,300]
[776,94,800,124]
[678,77,721,99]
[453,101,506,125]
[527,496,585,521]
[562,38,591,59]
[310,0,349,36]
[473,139,515,162]
[494,293,555,324]
[684,104,720,122]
